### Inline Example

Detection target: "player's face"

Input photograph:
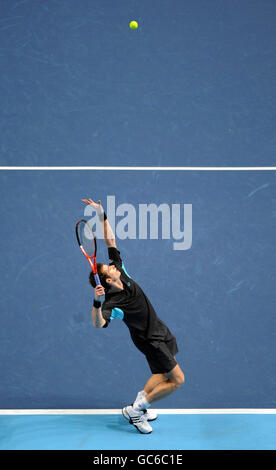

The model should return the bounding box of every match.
[102,264,121,281]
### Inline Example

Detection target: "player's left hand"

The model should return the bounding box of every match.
[95,285,105,298]
[82,198,103,214]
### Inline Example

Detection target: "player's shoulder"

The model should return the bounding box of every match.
[108,245,121,255]
[108,246,122,266]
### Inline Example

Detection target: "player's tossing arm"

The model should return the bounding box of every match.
[91,284,106,328]
[82,198,116,248]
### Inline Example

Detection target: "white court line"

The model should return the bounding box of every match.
[1,409,276,415]
[0,166,275,171]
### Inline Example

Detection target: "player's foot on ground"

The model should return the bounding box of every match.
[122,403,158,422]
[142,408,158,421]
[122,406,152,434]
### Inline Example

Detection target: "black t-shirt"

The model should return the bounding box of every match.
[101,247,171,344]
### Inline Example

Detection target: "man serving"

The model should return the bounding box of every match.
[83,198,185,434]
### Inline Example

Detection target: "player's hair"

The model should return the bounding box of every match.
[89,263,110,290]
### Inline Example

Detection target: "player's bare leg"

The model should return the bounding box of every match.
[145,364,185,404]
[143,373,168,394]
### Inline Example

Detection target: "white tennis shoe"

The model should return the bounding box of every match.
[122,403,158,422]
[142,408,158,421]
[122,406,152,434]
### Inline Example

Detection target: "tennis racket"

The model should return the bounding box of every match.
[75,219,101,285]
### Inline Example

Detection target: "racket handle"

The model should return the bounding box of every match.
[94,273,101,286]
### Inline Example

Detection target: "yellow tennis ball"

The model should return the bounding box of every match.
[129,20,138,30]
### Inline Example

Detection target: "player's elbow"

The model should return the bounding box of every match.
[106,238,116,248]
[92,320,106,328]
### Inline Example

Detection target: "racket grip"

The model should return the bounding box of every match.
[94,273,101,285]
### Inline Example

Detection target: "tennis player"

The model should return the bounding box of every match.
[83,198,185,434]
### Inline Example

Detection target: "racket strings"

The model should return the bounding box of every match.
[78,222,96,258]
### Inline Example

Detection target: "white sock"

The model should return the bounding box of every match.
[135,390,146,401]
[133,395,151,412]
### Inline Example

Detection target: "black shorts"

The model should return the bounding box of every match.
[132,334,179,374]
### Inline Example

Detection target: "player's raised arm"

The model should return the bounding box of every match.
[82,198,116,248]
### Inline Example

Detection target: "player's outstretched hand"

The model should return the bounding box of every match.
[95,284,105,298]
[82,198,103,214]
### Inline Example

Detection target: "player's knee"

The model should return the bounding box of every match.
[177,372,185,387]
[166,365,185,388]
[173,371,185,388]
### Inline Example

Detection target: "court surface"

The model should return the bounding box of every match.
[1,411,276,450]
[0,0,275,453]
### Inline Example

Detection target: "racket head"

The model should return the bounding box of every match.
[75,219,97,266]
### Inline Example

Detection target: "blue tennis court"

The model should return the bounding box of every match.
[1,412,276,450]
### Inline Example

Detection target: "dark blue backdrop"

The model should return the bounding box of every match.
[0,0,275,167]
[0,170,275,408]
[0,0,275,409]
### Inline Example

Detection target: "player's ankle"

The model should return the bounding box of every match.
[133,395,151,412]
